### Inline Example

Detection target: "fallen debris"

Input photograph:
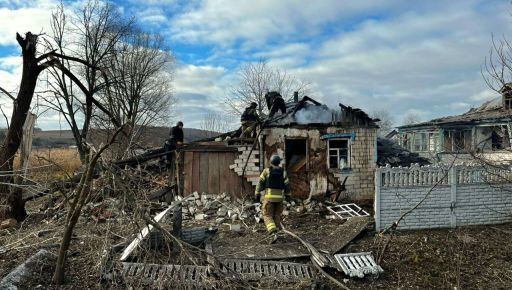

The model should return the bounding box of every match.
[0,219,18,230]
[326,203,370,220]
[120,195,194,261]
[0,250,57,290]
[334,252,384,278]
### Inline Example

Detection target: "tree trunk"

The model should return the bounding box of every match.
[0,32,41,221]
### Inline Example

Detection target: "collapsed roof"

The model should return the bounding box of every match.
[399,96,512,130]
[265,96,378,128]
[377,138,430,167]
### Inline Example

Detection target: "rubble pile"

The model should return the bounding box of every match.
[170,192,333,226]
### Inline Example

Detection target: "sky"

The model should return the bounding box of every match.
[0,0,511,130]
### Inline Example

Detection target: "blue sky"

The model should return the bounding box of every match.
[0,0,511,130]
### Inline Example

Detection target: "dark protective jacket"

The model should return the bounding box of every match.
[169,126,184,143]
[241,106,260,122]
[265,92,286,117]
[255,166,290,202]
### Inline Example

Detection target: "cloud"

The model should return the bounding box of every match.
[172,63,231,128]
[169,0,401,47]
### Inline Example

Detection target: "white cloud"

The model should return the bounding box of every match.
[0,6,53,46]
[169,0,400,47]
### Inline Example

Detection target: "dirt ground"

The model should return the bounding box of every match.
[1,197,511,289]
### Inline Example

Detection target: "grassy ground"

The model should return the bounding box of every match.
[14,148,82,180]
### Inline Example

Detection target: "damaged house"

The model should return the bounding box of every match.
[180,95,379,201]
[397,85,512,163]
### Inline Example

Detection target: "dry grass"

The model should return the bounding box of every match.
[14,148,81,180]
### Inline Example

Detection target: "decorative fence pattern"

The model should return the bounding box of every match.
[375,164,512,230]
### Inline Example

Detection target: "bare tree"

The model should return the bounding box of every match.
[371,109,394,137]
[225,59,310,116]
[199,112,234,137]
[93,30,176,159]
[403,112,422,126]
[43,1,133,164]
[483,34,512,92]
[0,29,113,222]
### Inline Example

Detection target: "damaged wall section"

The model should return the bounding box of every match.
[261,126,377,200]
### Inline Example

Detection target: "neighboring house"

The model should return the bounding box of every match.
[397,85,512,163]
[179,96,379,201]
[385,129,399,143]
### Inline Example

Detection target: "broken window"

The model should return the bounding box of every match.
[413,133,428,152]
[444,130,472,152]
[428,132,438,152]
[328,139,350,170]
[285,139,308,172]
[408,132,438,152]
[490,126,510,150]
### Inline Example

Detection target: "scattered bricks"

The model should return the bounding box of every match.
[195,200,203,207]
[194,214,205,220]
[217,207,227,217]
[193,192,200,199]
[215,218,225,224]
[229,224,241,232]
[0,219,17,230]
[282,210,289,216]
[188,207,196,215]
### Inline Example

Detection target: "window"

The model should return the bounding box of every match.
[428,133,438,152]
[413,133,428,152]
[444,130,472,152]
[328,139,350,169]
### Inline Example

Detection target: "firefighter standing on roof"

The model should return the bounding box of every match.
[255,155,290,244]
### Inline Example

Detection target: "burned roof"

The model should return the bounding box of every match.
[399,96,512,130]
[377,138,431,167]
[265,96,378,128]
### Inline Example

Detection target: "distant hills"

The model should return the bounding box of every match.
[29,127,220,149]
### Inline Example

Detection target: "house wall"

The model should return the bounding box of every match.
[375,164,512,230]
[262,126,377,200]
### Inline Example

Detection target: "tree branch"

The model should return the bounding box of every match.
[0,86,16,101]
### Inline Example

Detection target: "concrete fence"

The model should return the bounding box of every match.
[375,164,512,230]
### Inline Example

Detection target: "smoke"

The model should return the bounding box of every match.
[294,104,334,124]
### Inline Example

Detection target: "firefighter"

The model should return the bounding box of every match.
[254,155,290,244]
[240,102,260,138]
[265,91,286,118]
[165,121,184,166]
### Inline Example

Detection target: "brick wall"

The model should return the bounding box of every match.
[262,126,377,200]
[375,164,512,230]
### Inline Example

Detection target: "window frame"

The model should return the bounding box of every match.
[327,138,351,170]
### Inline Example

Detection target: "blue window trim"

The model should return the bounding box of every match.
[320,132,356,141]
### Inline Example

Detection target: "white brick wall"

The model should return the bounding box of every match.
[375,165,512,231]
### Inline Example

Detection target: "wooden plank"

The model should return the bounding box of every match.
[218,153,229,194]
[199,153,209,193]
[212,242,309,260]
[119,196,194,261]
[208,152,220,194]
[318,216,370,255]
[192,152,200,193]
[183,152,194,195]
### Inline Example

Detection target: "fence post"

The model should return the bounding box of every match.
[375,168,382,231]
[450,166,457,228]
